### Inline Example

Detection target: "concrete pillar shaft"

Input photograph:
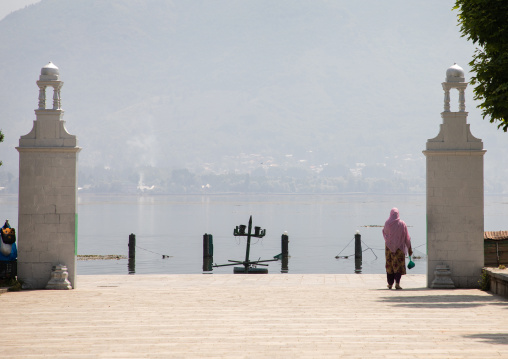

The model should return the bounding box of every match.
[425,65,485,288]
[16,63,80,289]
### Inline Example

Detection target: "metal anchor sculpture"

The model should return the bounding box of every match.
[213,215,278,273]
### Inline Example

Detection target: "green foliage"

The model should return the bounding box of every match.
[0,277,22,292]
[7,280,22,292]
[454,1,508,131]
[478,269,491,291]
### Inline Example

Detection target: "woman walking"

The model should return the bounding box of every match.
[383,208,412,289]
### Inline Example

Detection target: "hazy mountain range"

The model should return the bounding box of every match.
[0,0,506,193]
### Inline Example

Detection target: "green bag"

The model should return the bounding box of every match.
[408,255,415,269]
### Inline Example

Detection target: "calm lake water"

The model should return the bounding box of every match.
[1,193,507,275]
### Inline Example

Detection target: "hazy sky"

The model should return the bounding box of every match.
[0,0,506,194]
[0,0,40,20]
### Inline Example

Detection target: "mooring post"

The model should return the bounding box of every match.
[281,232,289,273]
[128,233,136,274]
[128,233,136,259]
[281,232,289,258]
[354,230,362,273]
[203,233,213,272]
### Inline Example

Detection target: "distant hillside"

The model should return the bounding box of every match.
[0,0,507,193]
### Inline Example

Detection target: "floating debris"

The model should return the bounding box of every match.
[77,255,126,261]
[361,224,413,228]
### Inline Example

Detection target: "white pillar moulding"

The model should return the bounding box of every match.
[423,63,486,288]
[16,62,81,289]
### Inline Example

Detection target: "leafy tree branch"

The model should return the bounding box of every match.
[454,0,508,131]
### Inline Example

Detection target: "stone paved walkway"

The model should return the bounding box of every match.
[1,274,507,358]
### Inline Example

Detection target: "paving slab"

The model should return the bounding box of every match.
[1,274,507,358]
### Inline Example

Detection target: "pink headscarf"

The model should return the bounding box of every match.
[382,208,411,254]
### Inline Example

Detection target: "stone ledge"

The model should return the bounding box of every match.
[422,149,486,156]
[16,146,81,153]
[484,267,508,298]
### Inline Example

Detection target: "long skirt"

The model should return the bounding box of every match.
[385,246,406,275]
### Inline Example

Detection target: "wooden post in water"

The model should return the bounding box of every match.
[128,234,136,258]
[354,231,362,273]
[281,232,289,273]
[128,233,136,274]
[203,233,213,272]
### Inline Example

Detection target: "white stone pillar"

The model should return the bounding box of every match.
[459,88,466,112]
[423,64,485,288]
[16,62,81,289]
[443,86,450,112]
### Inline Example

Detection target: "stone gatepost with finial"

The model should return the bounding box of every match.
[16,62,81,289]
[423,64,486,288]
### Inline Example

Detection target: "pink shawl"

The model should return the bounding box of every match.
[382,208,411,254]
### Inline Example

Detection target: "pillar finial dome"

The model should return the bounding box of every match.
[40,62,60,81]
[446,63,465,83]
[37,62,63,110]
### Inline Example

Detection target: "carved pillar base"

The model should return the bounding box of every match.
[45,264,73,290]
[431,264,455,289]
